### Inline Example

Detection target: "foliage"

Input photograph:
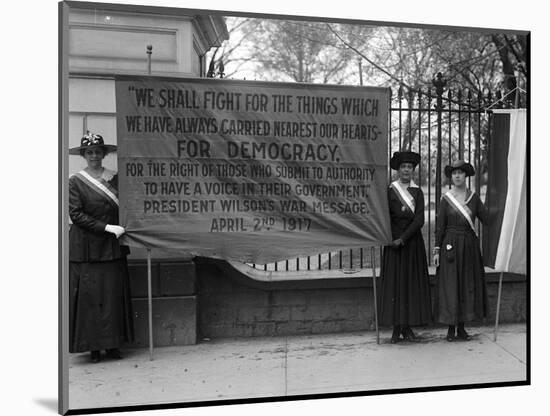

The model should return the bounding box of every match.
[213,17,527,102]
[208,16,527,187]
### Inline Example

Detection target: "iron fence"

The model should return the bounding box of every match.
[249,74,513,272]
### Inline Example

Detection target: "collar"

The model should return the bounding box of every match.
[397,179,418,189]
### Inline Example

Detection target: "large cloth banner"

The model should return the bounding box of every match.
[116,76,391,263]
[483,109,527,274]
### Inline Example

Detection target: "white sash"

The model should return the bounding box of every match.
[390,180,416,213]
[444,191,476,234]
[76,170,119,206]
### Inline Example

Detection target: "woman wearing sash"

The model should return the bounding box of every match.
[433,160,488,341]
[379,151,431,343]
[68,132,134,363]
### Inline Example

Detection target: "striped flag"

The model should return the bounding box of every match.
[483,109,527,274]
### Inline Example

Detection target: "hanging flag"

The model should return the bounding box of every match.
[483,109,527,274]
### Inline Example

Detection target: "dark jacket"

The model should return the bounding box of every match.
[387,184,425,243]
[69,172,129,262]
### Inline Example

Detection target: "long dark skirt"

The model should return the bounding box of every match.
[379,233,432,326]
[69,259,134,353]
[435,228,487,324]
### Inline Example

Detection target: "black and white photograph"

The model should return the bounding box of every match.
[58,0,531,413]
[6,0,547,415]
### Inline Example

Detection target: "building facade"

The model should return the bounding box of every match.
[68,3,228,177]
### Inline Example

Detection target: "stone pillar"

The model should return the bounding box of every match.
[128,260,197,347]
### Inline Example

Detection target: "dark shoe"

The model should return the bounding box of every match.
[456,323,470,341]
[90,350,101,363]
[106,348,122,359]
[390,326,401,343]
[401,326,418,342]
[446,325,456,342]
[456,329,471,341]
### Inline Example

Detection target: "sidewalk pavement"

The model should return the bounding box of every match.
[68,322,527,411]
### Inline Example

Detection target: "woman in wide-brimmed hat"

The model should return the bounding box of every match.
[433,159,489,341]
[68,132,134,363]
[378,151,432,343]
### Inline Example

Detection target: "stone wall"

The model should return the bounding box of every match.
[198,263,376,338]
[126,258,527,344]
[128,260,197,347]
[196,260,526,339]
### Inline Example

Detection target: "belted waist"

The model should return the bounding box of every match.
[445,225,476,235]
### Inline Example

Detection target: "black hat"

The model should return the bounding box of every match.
[69,131,117,155]
[444,160,475,178]
[390,151,421,170]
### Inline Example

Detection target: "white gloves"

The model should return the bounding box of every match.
[105,224,125,239]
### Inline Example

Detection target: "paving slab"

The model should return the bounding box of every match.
[68,323,527,411]
[285,326,526,395]
[69,338,287,409]
[479,325,527,363]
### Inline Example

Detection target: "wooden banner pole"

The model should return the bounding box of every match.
[371,247,380,344]
[493,271,504,342]
[147,248,154,360]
